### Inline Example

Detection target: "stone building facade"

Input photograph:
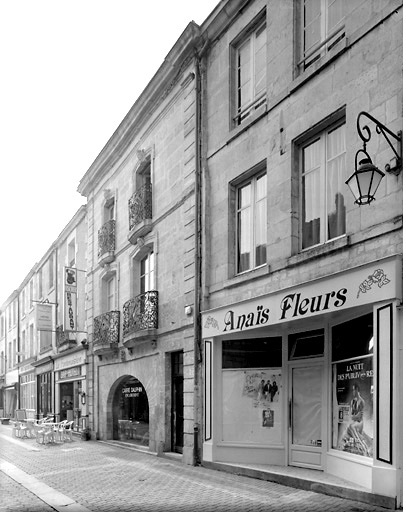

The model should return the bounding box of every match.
[0,206,87,425]
[199,0,402,507]
[77,23,202,464]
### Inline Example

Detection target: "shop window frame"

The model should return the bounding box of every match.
[330,312,374,459]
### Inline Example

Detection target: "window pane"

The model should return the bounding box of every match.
[327,125,346,239]
[302,140,321,248]
[238,181,251,208]
[237,41,251,109]
[327,0,344,33]
[255,175,266,266]
[332,313,373,361]
[223,338,282,369]
[238,208,251,272]
[254,25,266,95]
[304,0,321,52]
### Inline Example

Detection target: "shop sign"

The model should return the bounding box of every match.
[35,303,53,331]
[60,366,81,380]
[64,267,77,332]
[122,386,143,398]
[54,353,86,371]
[35,362,53,374]
[202,257,400,337]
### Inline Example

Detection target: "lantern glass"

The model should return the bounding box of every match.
[346,160,385,205]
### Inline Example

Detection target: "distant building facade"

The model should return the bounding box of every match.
[0,206,87,426]
[200,0,402,507]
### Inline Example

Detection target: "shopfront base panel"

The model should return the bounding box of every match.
[326,452,372,490]
[208,443,285,465]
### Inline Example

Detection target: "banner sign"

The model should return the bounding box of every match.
[202,257,400,337]
[64,267,77,332]
[36,303,53,331]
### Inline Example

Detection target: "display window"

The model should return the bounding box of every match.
[331,313,374,458]
[114,377,149,446]
[222,338,282,444]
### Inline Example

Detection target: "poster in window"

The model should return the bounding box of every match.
[222,369,282,444]
[332,358,373,457]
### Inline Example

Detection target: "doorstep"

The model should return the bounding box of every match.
[201,461,397,510]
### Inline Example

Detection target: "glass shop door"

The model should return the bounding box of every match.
[289,362,324,469]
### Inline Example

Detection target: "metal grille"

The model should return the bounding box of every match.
[98,219,116,257]
[128,183,152,231]
[93,311,120,346]
[123,291,158,336]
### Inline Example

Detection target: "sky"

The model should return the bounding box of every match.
[0,0,220,306]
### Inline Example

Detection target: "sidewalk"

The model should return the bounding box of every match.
[0,424,396,512]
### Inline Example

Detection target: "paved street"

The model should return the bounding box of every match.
[0,424,393,512]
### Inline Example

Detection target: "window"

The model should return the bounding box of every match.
[68,239,76,267]
[299,0,345,70]
[140,252,155,294]
[48,255,54,290]
[236,172,267,273]
[29,324,34,357]
[222,338,282,369]
[21,290,26,316]
[331,314,373,458]
[300,121,346,250]
[106,276,116,312]
[233,12,266,126]
[104,198,115,222]
[21,330,26,361]
[39,330,52,353]
[29,280,33,309]
[38,268,43,298]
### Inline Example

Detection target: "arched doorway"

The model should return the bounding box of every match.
[112,376,149,447]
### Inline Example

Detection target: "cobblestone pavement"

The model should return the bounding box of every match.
[0,425,393,512]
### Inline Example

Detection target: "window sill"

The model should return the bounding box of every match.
[228,102,268,144]
[290,37,347,95]
[223,264,269,290]
[288,236,349,267]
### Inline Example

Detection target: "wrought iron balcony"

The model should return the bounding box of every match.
[123,291,158,347]
[93,310,120,357]
[56,325,77,351]
[98,219,116,265]
[128,183,152,243]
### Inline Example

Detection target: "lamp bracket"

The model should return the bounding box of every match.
[357,111,402,175]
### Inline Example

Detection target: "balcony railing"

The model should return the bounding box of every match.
[56,325,77,350]
[98,219,116,264]
[93,311,120,355]
[128,184,152,242]
[123,291,158,339]
[129,183,152,230]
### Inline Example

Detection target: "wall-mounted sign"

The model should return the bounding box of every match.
[64,267,77,332]
[60,366,81,380]
[35,303,53,331]
[54,352,86,371]
[202,257,400,337]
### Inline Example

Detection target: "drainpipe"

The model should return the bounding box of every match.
[193,37,209,467]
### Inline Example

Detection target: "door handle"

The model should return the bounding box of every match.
[289,399,292,430]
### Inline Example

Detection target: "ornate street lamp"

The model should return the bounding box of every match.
[346,111,402,205]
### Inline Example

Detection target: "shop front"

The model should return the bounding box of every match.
[113,376,149,446]
[202,256,402,503]
[33,358,54,419]
[54,350,87,429]
[19,362,36,412]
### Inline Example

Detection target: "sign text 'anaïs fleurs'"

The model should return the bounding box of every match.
[202,259,399,337]
[223,288,347,331]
